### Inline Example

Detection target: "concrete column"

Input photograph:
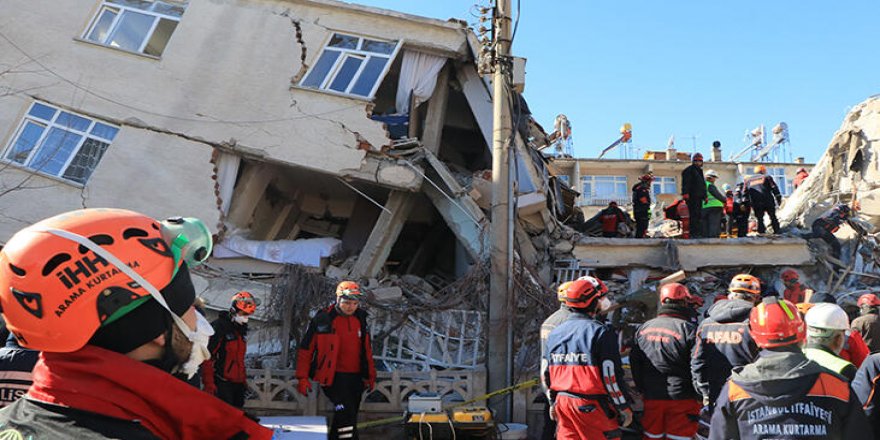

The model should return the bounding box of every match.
[350,191,416,278]
[226,163,274,229]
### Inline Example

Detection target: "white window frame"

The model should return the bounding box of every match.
[580,175,629,206]
[83,0,186,56]
[1,102,120,185]
[767,167,792,196]
[652,176,676,195]
[299,32,403,99]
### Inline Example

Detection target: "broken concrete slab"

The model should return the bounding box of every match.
[371,286,404,301]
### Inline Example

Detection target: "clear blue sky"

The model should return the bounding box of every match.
[354,0,880,163]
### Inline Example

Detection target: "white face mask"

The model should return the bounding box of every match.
[232,314,249,324]
[179,311,214,379]
[598,296,613,312]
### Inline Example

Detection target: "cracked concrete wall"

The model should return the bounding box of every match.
[0,0,468,181]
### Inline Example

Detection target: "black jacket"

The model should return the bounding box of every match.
[744,174,782,208]
[853,353,880,433]
[0,398,160,439]
[0,335,38,408]
[681,164,706,199]
[733,187,750,217]
[630,305,698,400]
[852,312,880,354]
[710,347,872,440]
[632,181,652,214]
[691,299,758,403]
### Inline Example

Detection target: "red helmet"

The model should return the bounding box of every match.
[231,291,256,315]
[858,294,880,308]
[660,283,689,303]
[781,269,799,284]
[692,153,704,161]
[750,297,805,348]
[336,281,363,300]
[687,293,705,308]
[561,277,608,309]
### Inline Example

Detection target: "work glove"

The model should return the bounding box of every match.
[548,403,557,421]
[297,379,312,396]
[619,408,633,428]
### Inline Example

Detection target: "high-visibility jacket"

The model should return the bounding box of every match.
[703,182,724,209]
[804,347,857,381]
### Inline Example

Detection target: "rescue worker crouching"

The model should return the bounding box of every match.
[296,281,376,440]
[803,303,858,381]
[597,201,631,238]
[780,269,812,305]
[803,203,855,260]
[544,277,633,439]
[202,291,257,408]
[852,293,880,353]
[0,209,272,439]
[630,283,701,440]
[709,297,872,439]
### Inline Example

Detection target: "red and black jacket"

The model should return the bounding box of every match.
[744,174,782,208]
[630,305,699,400]
[296,305,376,387]
[202,311,248,391]
[598,207,628,233]
[632,182,652,214]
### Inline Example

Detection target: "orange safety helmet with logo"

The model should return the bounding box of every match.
[231,291,257,315]
[728,274,762,303]
[335,281,363,300]
[749,297,806,348]
[0,209,212,352]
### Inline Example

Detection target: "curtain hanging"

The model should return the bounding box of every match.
[395,50,447,114]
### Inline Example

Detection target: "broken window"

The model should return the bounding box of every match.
[767,167,792,195]
[83,0,187,57]
[300,32,401,98]
[580,175,629,206]
[652,176,676,195]
[2,101,119,184]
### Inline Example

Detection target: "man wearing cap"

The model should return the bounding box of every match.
[0,209,272,439]
[803,303,858,381]
[202,291,257,408]
[681,153,706,238]
[297,281,376,440]
[701,170,725,238]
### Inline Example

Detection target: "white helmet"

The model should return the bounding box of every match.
[805,303,850,332]
[705,169,719,179]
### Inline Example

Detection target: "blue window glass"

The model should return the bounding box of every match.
[56,112,91,132]
[6,122,45,164]
[328,56,364,93]
[350,56,388,97]
[361,39,395,54]
[90,122,120,140]
[302,50,340,89]
[87,7,118,42]
[329,34,358,49]
[107,10,154,52]
[29,128,83,176]
[28,103,56,121]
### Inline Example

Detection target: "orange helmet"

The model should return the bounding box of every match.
[0,209,206,352]
[858,294,880,308]
[560,277,608,309]
[556,281,574,302]
[231,291,257,315]
[750,297,805,348]
[729,274,761,298]
[781,269,799,285]
[754,165,767,174]
[336,281,363,300]
[795,302,815,317]
[659,283,690,303]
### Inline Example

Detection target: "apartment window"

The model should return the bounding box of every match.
[3,102,120,184]
[580,175,629,206]
[300,33,401,98]
[767,167,792,195]
[84,0,187,57]
[652,176,676,196]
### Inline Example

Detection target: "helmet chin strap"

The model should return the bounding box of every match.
[36,228,196,340]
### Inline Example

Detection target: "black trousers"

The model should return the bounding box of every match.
[323,373,364,440]
[734,214,749,237]
[701,207,723,238]
[686,198,703,238]
[635,211,649,238]
[217,380,247,408]
[805,222,842,259]
[753,205,780,234]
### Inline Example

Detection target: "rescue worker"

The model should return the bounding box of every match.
[780,269,811,304]
[297,281,376,440]
[722,184,734,237]
[710,297,872,439]
[803,203,854,260]
[803,303,857,381]
[0,331,38,408]
[544,277,633,439]
[744,164,783,234]
[202,291,257,408]
[793,167,810,189]
[852,293,880,353]
[852,352,880,432]
[598,201,630,238]
[799,302,870,368]
[540,281,574,440]
[630,283,701,440]
[692,274,761,408]
[681,152,706,238]
[732,182,750,237]
[632,173,653,238]
[0,209,272,439]
[701,169,725,238]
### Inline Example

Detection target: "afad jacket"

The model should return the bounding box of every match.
[296,305,376,387]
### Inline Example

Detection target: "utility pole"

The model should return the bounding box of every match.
[488,0,514,423]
